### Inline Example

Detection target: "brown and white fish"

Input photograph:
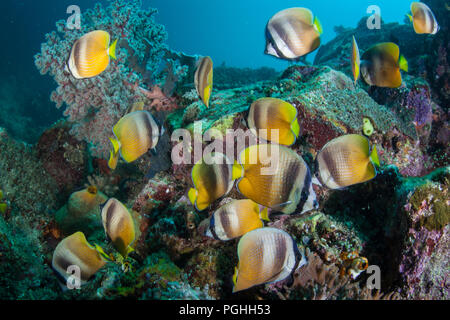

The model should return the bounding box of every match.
[194,56,213,107]
[52,232,109,286]
[67,30,117,79]
[108,110,161,169]
[360,42,408,88]
[101,198,136,258]
[247,98,300,146]
[265,7,323,60]
[200,199,269,241]
[234,144,318,215]
[315,134,380,189]
[408,2,440,35]
[232,227,307,292]
[188,152,241,211]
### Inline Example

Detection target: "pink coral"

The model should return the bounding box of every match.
[34,0,168,158]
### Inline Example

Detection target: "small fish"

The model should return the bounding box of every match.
[360,42,408,88]
[265,7,322,60]
[234,144,318,215]
[201,199,269,241]
[232,227,307,293]
[408,2,440,35]
[315,134,380,189]
[108,110,161,167]
[101,198,136,258]
[188,152,240,211]
[52,232,109,286]
[67,30,117,79]
[247,98,300,146]
[194,56,213,107]
[66,185,107,218]
[351,36,360,84]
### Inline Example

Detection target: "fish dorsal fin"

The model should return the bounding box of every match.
[363,42,400,62]
[291,7,314,25]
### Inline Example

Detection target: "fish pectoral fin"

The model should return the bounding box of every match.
[272,201,292,210]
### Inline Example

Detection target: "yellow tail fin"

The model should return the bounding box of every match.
[109,137,120,154]
[370,145,380,167]
[232,266,239,287]
[94,244,114,262]
[399,54,408,72]
[260,207,270,222]
[407,14,413,23]
[232,161,244,180]
[108,39,118,60]
[291,118,300,139]
[188,188,198,206]
[313,16,323,34]
[0,203,7,214]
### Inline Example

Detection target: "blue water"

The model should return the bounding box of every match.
[149,0,413,69]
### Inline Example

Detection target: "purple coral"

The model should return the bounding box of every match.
[34,0,168,158]
[406,87,433,128]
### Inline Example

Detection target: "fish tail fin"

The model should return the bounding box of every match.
[125,246,135,257]
[94,244,114,262]
[108,39,118,60]
[370,145,380,167]
[188,188,198,206]
[232,266,239,291]
[313,16,323,34]
[232,161,244,181]
[407,14,413,23]
[109,137,120,154]
[399,54,408,72]
[0,203,7,214]
[260,206,270,222]
[291,118,300,139]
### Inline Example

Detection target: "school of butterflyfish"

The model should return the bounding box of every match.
[53,3,439,292]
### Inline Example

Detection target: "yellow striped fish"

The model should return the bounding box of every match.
[233,227,307,292]
[247,98,300,146]
[351,36,360,84]
[101,198,136,258]
[234,144,318,215]
[265,7,322,60]
[52,232,109,286]
[195,56,213,107]
[360,42,408,88]
[188,152,239,211]
[201,199,269,241]
[408,2,440,35]
[315,134,380,189]
[108,110,161,168]
[67,30,117,79]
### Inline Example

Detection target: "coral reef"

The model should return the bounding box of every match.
[34,0,171,158]
[1,0,447,301]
